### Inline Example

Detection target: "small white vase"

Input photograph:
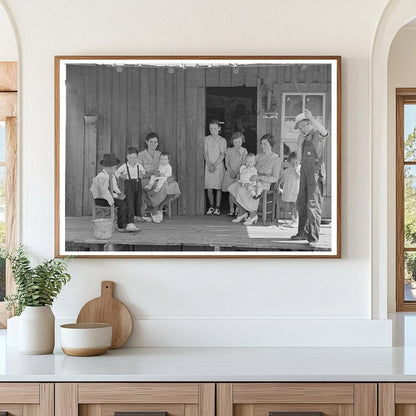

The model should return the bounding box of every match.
[19,306,55,354]
[6,315,20,347]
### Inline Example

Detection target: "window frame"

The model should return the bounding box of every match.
[0,62,17,326]
[396,89,416,311]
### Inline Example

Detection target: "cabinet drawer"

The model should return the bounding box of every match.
[0,383,53,416]
[379,383,416,415]
[218,383,376,416]
[78,383,200,404]
[56,383,215,416]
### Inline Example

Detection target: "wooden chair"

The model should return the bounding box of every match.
[258,183,278,225]
[141,193,172,219]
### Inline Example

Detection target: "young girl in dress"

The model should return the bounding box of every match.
[222,131,247,215]
[204,119,227,215]
[280,151,300,226]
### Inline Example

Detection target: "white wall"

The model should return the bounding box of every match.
[387,26,416,312]
[0,0,394,347]
[0,2,16,61]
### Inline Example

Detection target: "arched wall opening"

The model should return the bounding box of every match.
[371,0,416,319]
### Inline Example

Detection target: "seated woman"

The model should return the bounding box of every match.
[138,132,181,223]
[228,134,281,225]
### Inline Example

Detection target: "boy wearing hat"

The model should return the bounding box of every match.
[90,153,138,232]
[291,109,328,249]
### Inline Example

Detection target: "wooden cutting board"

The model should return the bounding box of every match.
[76,281,133,349]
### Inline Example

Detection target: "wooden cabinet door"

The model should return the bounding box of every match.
[0,383,53,415]
[379,383,416,416]
[55,383,215,416]
[217,383,377,416]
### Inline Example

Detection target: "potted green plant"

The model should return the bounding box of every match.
[4,245,71,354]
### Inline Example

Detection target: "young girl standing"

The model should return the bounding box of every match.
[222,131,247,215]
[204,119,227,215]
[280,151,300,226]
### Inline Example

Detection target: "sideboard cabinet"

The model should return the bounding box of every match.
[5,381,416,416]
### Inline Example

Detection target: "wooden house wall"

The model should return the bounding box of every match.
[65,64,332,217]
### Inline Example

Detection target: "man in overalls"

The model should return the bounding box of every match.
[290,109,328,249]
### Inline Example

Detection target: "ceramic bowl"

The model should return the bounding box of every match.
[60,323,112,356]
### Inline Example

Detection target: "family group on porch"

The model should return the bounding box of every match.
[90,109,328,248]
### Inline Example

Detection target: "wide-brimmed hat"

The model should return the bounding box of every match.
[100,153,120,167]
[294,113,309,129]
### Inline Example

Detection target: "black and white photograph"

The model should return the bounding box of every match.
[55,56,341,257]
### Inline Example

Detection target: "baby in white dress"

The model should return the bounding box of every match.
[238,153,262,198]
[144,152,172,193]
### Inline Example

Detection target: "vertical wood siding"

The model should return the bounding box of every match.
[65,64,332,216]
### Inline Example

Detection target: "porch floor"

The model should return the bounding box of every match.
[65,215,332,252]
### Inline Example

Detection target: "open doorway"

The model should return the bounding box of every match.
[206,87,257,153]
[205,87,257,212]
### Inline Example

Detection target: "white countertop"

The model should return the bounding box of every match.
[2,345,416,382]
[2,313,416,382]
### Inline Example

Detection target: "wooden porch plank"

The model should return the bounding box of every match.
[139,67,151,143]
[97,65,112,162]
[65,215,332,252]
[176,68,186,215]
[65,64,85,217]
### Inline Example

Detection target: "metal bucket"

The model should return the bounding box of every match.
[93,218,113,239]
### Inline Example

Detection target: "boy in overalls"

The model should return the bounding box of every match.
[115,147,148,230]
[290,109,328,249]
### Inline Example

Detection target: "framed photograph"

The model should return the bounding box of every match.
[55,56,341,258]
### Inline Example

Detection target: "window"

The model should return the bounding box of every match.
[281,93,326,158]
[396,89,416,311]
[0,122,6,300]
[0,62,17,326]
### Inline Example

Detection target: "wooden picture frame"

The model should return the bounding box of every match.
[55,56,341,258]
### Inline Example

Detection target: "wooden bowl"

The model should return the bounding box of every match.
[60,323,112,356]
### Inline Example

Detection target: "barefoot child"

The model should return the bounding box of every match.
[280,151,300,226]
[204,119,227,215]
[90,153,134,233]
[115,147,147,228]
[144,151,172,194]
[238,153,262,198]
[222,131,247,215]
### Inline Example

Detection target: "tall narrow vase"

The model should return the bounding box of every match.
[19,306,55,354]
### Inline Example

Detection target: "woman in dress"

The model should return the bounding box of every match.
[138,132,181,223]
[228,134,281,225]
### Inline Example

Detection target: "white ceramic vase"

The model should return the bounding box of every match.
[6,315,20,347]
[19,305,55,354]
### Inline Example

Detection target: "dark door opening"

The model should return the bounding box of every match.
[206,87,257,154]
[205,87,257,213]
